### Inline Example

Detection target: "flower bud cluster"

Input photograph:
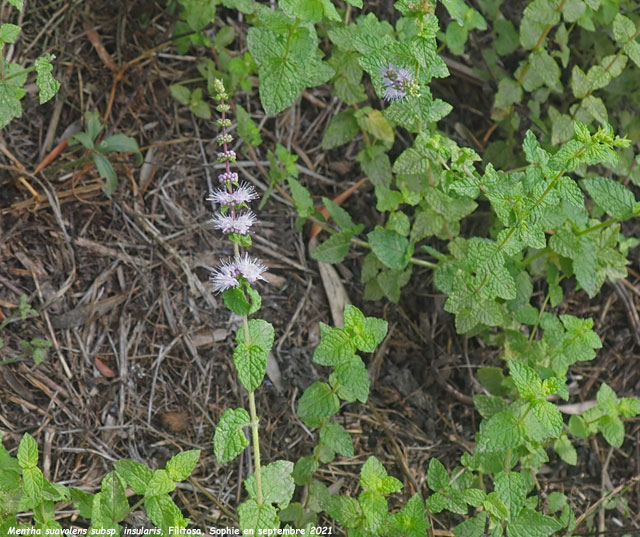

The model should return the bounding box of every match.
[209,79,266,293]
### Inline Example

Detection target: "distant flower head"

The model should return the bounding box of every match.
[380,64,420,102]
[212,211,257,235]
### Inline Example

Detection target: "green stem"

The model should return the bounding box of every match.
[233,240,263,506]
[528,288,553,345]
[522,247,550,267]
[1,64,36,83]
[248,389,263,506]
[124,496,146,518]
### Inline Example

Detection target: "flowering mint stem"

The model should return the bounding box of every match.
[210,79,265,506]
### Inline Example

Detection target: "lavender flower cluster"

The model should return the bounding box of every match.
[208,79,266,293]
[380,64,420,101]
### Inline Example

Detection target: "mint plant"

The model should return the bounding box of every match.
[69,111,142,196]
[0,295,51,367]
[0,0,60,129]
[0,432,200,534]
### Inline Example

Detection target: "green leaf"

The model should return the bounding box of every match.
[323,197,362,233]
[484,492,509,521]
[234,319,274,392]
[359,109,394,147]
[169,84,191,105]
[144,495,187,534]
[70,488,95,519]
[583,177,637,219]
[599,415,624,448]
[320,422,353,458]
[625,41,640,68]
[495,19,519,56]
[245,460,294,509]
[313,324,356,366]
[619,397,640,418]
[389,494,430,537]
[330,354,370,403]
[322,110,360,150]
[360,490,388,533]
[238,499,278,533]
[367,228,412,270]
[478,411,525,452]
[495,472,527,521]
[495,78,523,108]
[145,469,175,496]
[531,399,563,438]
[596,382,618,414]
[329,50,366,105]
[214,26,236,50]
[34,55,60,104]
[93,152,118,196]
[326,495,363,528]
[562,0,585,22]
[22,467,44,503]
[99,472,128,521]
[506,508,561,537]
[223,285,261,316]
[0,64,28,129]
[165,450,200,482]
[359,145,392,188]
[7,0,24,10]
[613,13,636,44]
[236,103,262,146]
[509,361,542,401]
[17,434,38,469]
[554,436,577,465]
[478,367,510,396]
[568,415,590,439]
[602,54,628,79]
[473,394,509,419]
[297,381,340,428]
[311,231,352,264]
[0,23,20,43]
[530,50,561,91]
[581,95,607,124]
[343,304,387,352]
[571,65,590,99]
[213,408,250,464]
[258,56,307,115]
[427,458,449,491]
[287,177,313,219]
[113,460,153,495]
[292,456,318,486]
[97,133,140,155]
[453,512,487,537]
[524,0,561,25]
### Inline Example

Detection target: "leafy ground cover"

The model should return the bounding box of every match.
[1,0,640,535]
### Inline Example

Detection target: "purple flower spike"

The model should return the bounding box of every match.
[380,64,419,102]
